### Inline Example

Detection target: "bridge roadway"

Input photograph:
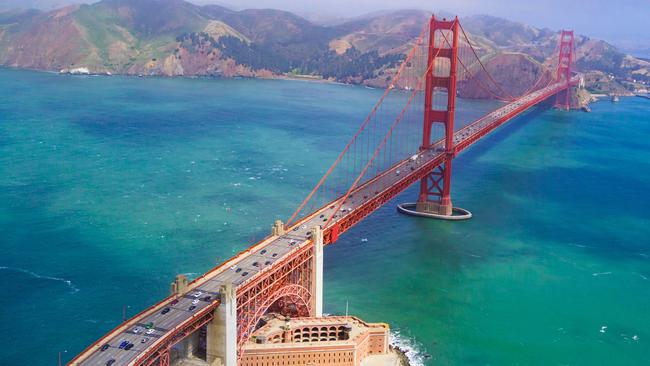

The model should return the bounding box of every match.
[71,77,577,366]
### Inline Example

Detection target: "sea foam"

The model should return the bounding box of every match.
[0,266,80,294]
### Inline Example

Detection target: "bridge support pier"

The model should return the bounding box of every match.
[170,274,189,296]
[271,219,285,236]
[206,283,237,366]
[310,226,323,317]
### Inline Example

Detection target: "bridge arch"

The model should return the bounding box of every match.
[237,283,312,351]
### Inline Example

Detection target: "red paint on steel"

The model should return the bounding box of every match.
[331,224,340,243]
[555,30,575,110]
[418,16,459,211]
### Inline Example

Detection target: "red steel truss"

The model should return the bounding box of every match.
[134,304,220,366]
[236,244,314,353]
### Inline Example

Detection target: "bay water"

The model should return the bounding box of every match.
[0,68,648,365]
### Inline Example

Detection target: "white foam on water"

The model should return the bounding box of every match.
[592,271,612,277]
[0,266,80,294]
[389,329,428,366]
[183,272,200,280]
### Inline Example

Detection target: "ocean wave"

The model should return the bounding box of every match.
[0,266,80,294]
[390,329,428,366]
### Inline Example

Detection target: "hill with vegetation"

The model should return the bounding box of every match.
[0,0,647,96]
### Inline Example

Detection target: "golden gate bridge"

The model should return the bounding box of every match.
[69,15,579,366]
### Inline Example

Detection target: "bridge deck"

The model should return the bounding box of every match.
[71,77,577,366]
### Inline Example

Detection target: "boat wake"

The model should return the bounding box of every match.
[390,329,429,366]
[0,266,80,294]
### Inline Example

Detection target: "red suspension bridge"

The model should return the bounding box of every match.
[70,15,579,366]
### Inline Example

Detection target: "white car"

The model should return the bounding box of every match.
[132,327,142,334]
[146,329,155,335]
[192,291,202,298]
[192,299,199,305]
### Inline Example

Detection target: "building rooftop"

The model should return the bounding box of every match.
[244,314,389,349]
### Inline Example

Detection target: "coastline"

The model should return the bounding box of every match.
[2,65,616,108]
[391,345,413,366]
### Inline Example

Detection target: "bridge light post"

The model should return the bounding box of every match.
[58,350,67,366]
[122,305,131,322]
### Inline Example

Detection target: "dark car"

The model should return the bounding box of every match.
[106,359,116,366]
[202,296,212,302]
[189,305,197,311]
[161,307,170,315]
[100,344,110,352]
[124,343,134,351]
[118,340,129,349]
[171,299,179,305]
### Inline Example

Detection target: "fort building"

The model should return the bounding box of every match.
[240,315,390,366]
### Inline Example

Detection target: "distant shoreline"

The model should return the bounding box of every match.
[2,66,618,109]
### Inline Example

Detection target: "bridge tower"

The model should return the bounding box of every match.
[411,16,468,219]
[554,30,575,110]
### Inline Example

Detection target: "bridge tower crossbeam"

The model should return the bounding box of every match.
[416,16,459,217]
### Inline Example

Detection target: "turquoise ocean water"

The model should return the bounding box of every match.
[0,68,648,365]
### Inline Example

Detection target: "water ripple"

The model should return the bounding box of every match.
[0,266,80,294]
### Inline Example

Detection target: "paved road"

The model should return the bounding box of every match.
[72,79,575,366]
